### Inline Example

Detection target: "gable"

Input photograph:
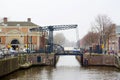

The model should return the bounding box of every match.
[7,29,23,34]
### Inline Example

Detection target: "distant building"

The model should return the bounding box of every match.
[0,17,47,51]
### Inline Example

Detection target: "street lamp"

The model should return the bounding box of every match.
[30,36,32,52]
[26,34,33,53]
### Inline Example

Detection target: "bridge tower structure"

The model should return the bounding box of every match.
[30,24,77,53]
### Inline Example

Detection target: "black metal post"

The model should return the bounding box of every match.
[54,54,56,67]
[80,54,83,66]
[31,36,32,51]
[48,26,54,53]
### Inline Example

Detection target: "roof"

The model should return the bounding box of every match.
[0,21,38,26]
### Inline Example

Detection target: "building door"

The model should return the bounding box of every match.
[11,39,20,50]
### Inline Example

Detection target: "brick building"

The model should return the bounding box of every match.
[116,25,120,53]
[108,24,117,52]
[0,17,47,51]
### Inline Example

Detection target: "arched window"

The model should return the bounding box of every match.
[11,39,19,44]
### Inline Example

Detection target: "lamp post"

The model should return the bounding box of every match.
[27,34,29,53]
[45,45,49,58]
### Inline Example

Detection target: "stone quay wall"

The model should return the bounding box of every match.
[0,57,19,77]
[27,53,55,66]
[0,53,55,77]
[83,54,116,66]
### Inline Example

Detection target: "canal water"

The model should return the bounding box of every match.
[1,56,120,80]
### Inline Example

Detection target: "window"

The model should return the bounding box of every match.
[0,37,2,43]
[28,36,32,43]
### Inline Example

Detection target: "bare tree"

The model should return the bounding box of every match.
[80,30,99,49]
[93,15,114,50]
[53,33,66,46]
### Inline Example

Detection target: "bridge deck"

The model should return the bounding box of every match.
[55,53,83,55]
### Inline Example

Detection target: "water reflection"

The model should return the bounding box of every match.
[1,56,120,80]
[56,56,80,67]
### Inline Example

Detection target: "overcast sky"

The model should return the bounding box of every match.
[0,0,120,42]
